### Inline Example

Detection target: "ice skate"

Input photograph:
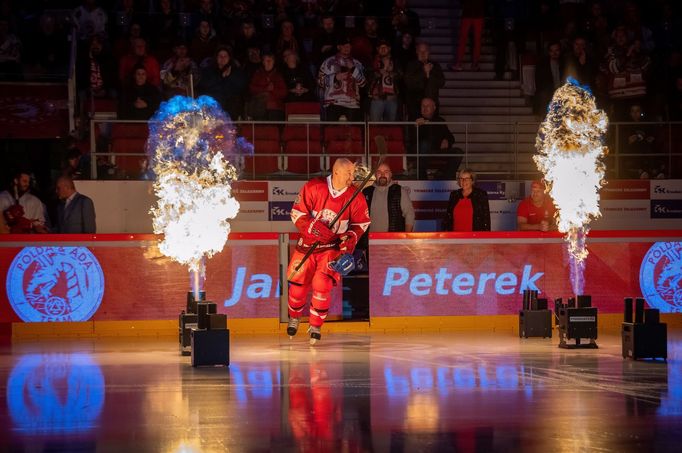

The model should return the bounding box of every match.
[307,326,321,345]
[287,317,300,339]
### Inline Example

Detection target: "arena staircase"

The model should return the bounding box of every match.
[413,0,540,179]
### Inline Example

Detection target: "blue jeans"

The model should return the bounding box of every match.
[369,98,398,122]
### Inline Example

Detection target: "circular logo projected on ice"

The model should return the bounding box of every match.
[7,353,105,433]
[639,242,682,313]
[6,247,105,322]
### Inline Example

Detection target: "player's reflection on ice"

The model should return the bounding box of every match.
[287,363,340,448]
[6,353,105,434]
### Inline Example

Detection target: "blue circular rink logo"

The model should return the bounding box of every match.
[6,247,105,322]
[639,242,682,313]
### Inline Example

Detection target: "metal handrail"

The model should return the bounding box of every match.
[88,119,682,180]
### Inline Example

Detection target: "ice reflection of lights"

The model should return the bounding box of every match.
[7,353,104,434]
[404,394,440,432]
[385,365,534,398]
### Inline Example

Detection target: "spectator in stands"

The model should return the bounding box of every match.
[0,171,49,234]
[442,168,490,232]
[77,34,116,101]
[198,46,246,120]
[318,35,366,122]
[114,21,144,61]
[234,20,262,67]
[282,49,317,103]
[362,162,415,232]
[563,36,597,88]
[534,41,564,114]
[391,0,420,38]
[118,65,163,120]
[61,148,89,181]
[582,1,610,59]
[161,41,200,98]
[193,0,219,32]
[24,13,69,78]
[604,26,651,118]
[73,0,108,43]
[393,30,415,72]
[492,0,525,81]
[0,17,22,80]
[55,176,96,234]
[368,39,401,122]
[149,0,181,62]
[351,16,382,69]
[620,103,665,179]
[247,51,287,120]
[242,45,262,79]
[312,14,338,68]
[517,180,556,231]
[275,20,301,61]
[190,20,219,67]
[119,37,162,87]
[404,42,444,120]
[113,0,145,42]
[215,0,246,43]
[622,2,655,54]
[450,0,485,71]
[416,97,457,180]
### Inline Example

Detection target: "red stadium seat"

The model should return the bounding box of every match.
[368,126,407,174]
[110,123,149,178]
[240,125,282,177]
[285,102,321,120]
[324,126,365,171]
[282,125,323,175]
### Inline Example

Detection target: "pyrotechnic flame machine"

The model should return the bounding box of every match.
[287,136,387,281]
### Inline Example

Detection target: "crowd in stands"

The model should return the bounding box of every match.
[0,1,681,181]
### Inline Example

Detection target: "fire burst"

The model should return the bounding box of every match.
[534,78,609,295]
[147,96,248,294]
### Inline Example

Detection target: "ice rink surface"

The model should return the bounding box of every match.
[1,331,680,452]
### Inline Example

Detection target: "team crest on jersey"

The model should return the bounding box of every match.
[6,247,105,322]
[318,208,338,229]
[639,242,682,313]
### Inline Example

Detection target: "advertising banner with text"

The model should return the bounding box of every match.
[369,235,682,316]
[0,235,281,323]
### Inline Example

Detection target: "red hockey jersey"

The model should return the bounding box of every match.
[291,176,370,253]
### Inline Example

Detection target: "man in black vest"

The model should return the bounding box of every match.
[363,163,415,233]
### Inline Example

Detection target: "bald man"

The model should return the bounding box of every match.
[287,158,371,344]
[363,162,415,232]
[55,176,96,234]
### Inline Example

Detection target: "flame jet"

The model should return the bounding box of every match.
[534,78,609,295]
[147,96,250,296]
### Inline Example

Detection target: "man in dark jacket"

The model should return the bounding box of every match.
[416,97,458,179]
[404,43,445,120]
[55,176,96,234]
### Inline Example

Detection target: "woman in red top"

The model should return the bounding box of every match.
[442,168,491,231]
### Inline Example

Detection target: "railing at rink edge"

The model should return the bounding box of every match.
[89,119,682,181]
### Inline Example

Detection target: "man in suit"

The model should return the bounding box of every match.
[55,176,96,234]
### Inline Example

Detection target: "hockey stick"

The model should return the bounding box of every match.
[288,135,387,281]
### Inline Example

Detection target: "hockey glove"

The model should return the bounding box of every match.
[307,217,337,243]
[338,231,358,253]
[328,253,355,276]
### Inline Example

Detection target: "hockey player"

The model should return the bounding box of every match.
[287,158,371,344]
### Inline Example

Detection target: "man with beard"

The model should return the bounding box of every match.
[362,162,415,233]
[0,171,49,234]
